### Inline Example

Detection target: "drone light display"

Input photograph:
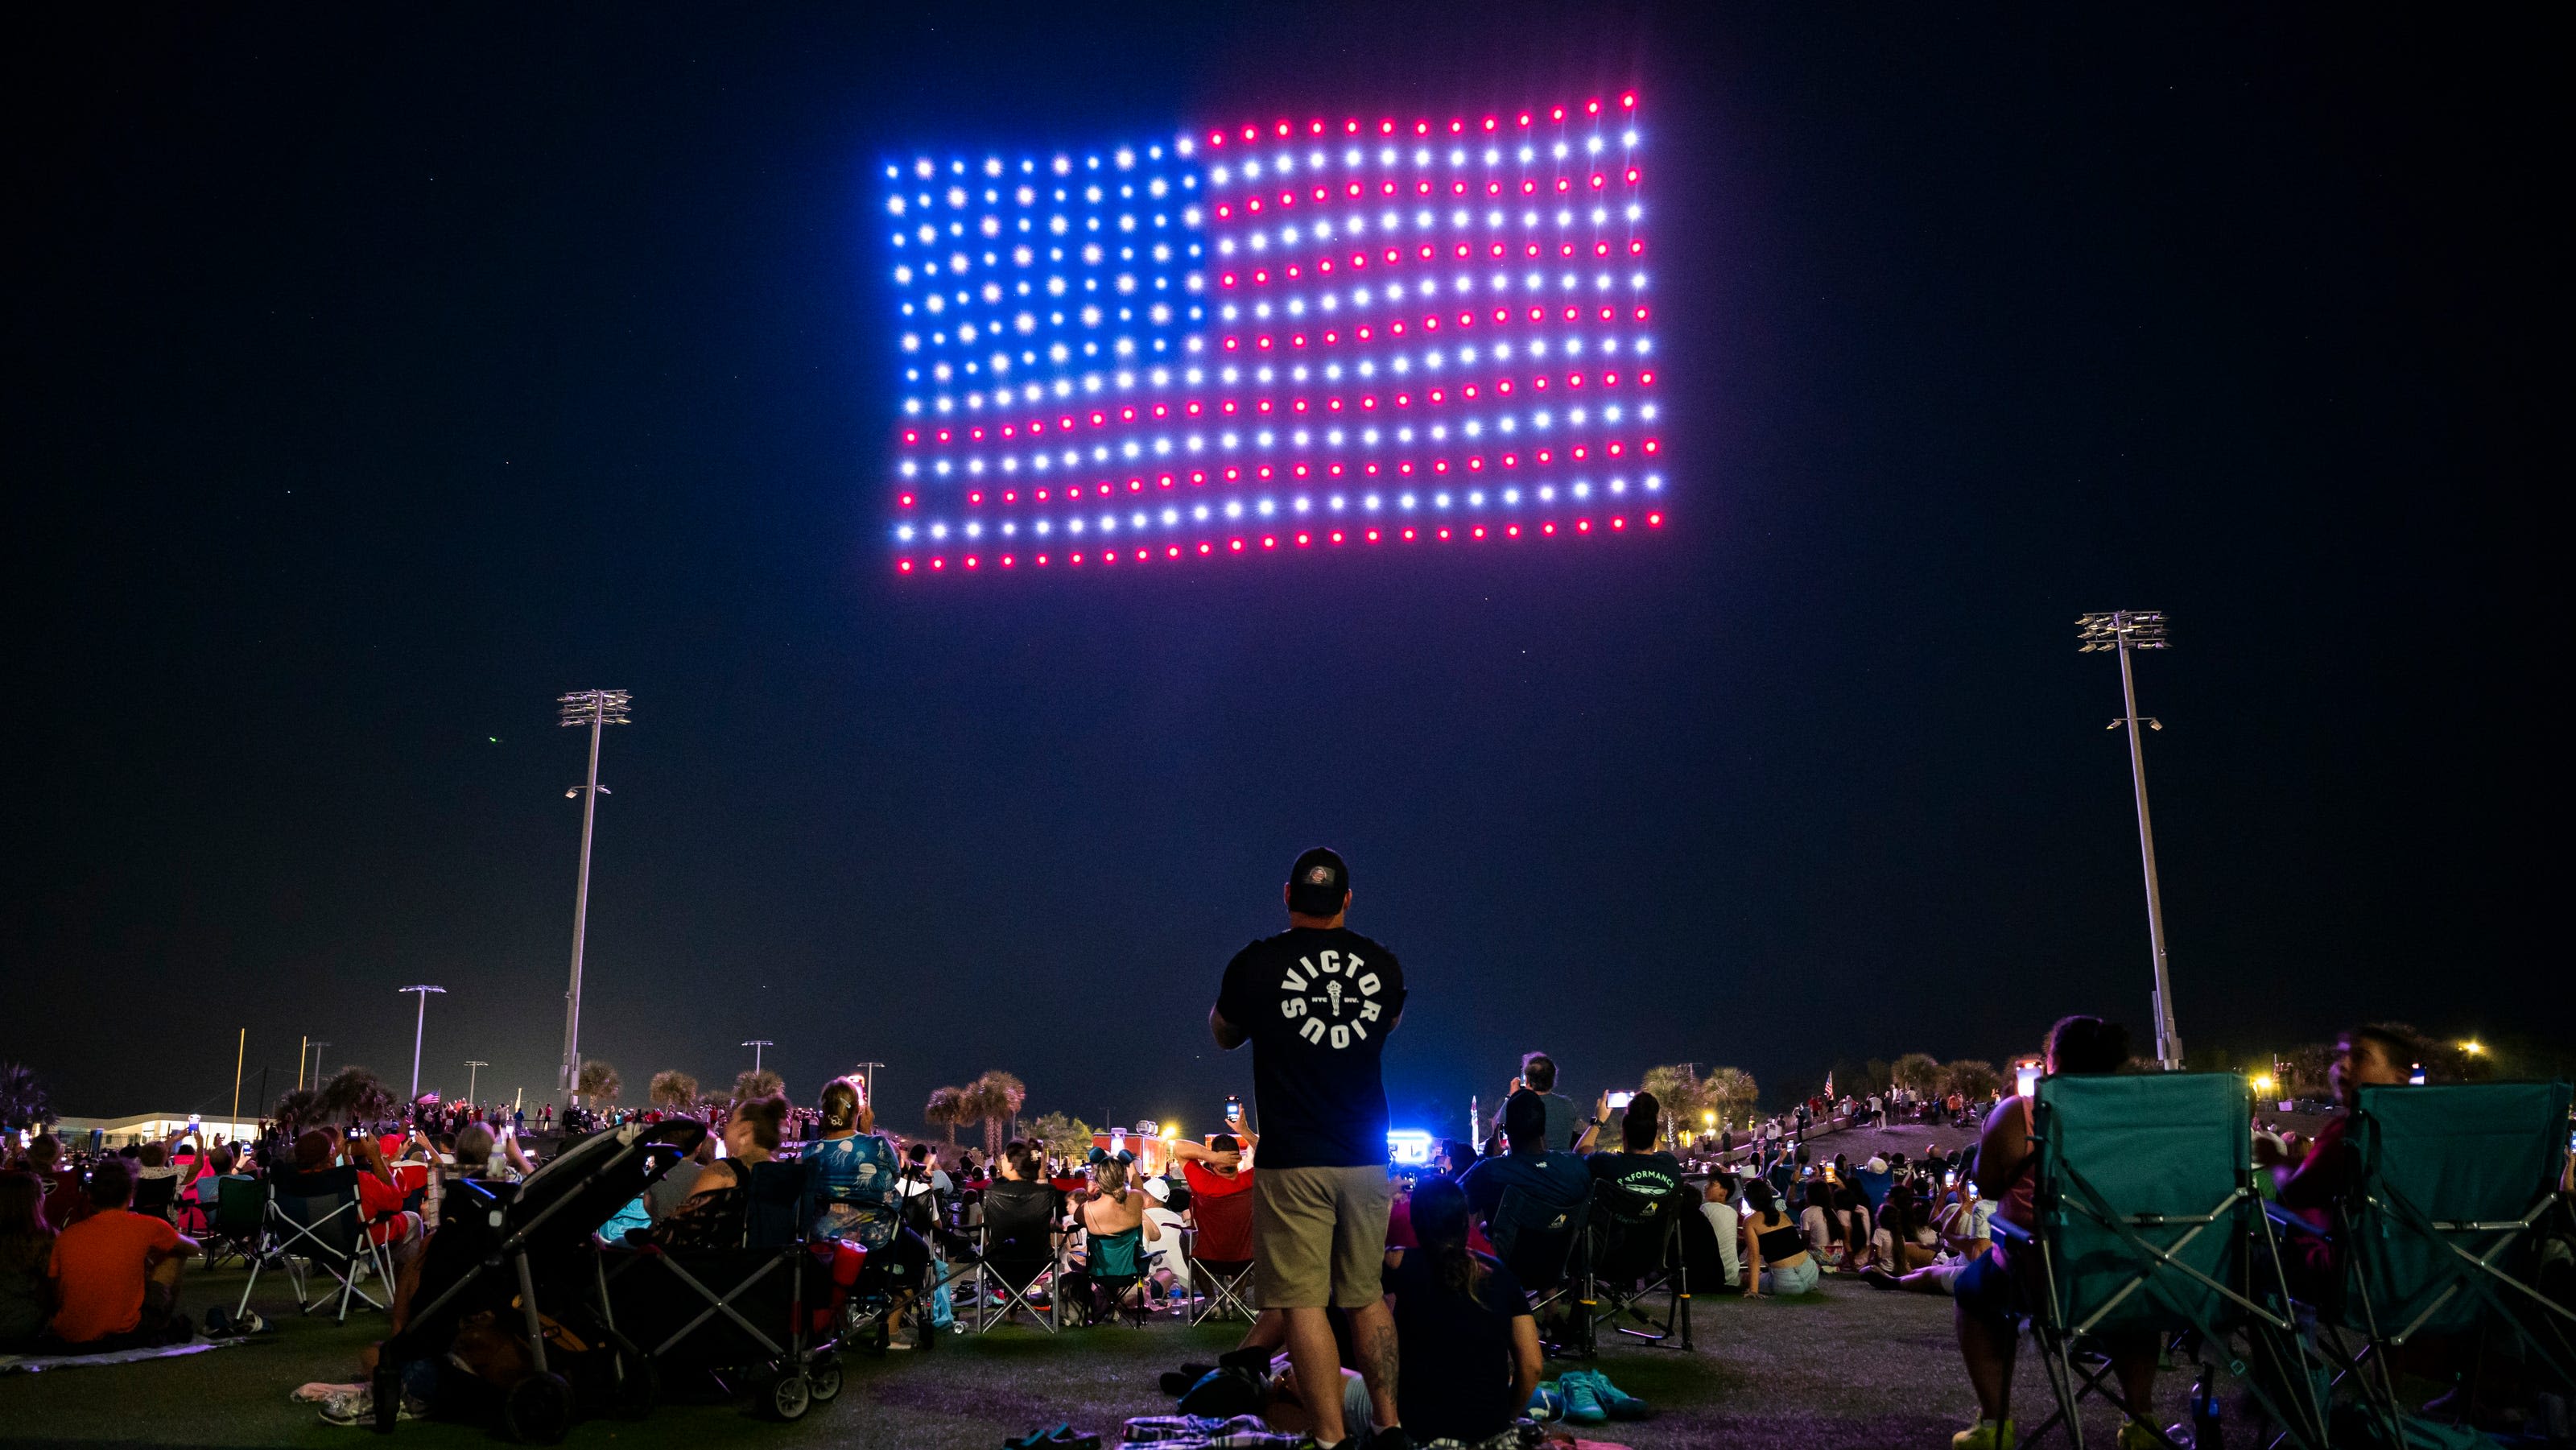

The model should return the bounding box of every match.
[885,93,1662,576]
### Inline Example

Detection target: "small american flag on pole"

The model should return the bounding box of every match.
[884,93,1663,576]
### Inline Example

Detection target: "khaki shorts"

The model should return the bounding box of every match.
[1252,1164,1392,1309]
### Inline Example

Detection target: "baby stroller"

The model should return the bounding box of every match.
[368,1121,708,1441]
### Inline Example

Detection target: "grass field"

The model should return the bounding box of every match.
[2,1261,2206,1448]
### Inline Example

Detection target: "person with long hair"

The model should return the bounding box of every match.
[1741,1178,1816,1297]
[1384,1175,1539,1444]
[1075,1150,1160,1312]
[0,1171,56,1352]
[1949,1015,2145,1450]
[805,1077,901,1246]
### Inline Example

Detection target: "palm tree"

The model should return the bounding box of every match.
[576,1060,622,1106]
[971,1070,1027,1161]
[649,1071,700,1113]
[0,1063,52,1132]
[1704,1066,1760,1131]
[733,1068,784,1103]
[923,1085,968,1150]
[1637,1064,1707,1146]
[273,1087,320,1134]
[315,1066,397,1127]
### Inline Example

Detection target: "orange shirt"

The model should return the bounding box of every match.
[47,1208,180,1343]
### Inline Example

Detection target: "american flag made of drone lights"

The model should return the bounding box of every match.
[886,93,1662,576]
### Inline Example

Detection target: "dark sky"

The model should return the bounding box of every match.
[4,6,2553,1135]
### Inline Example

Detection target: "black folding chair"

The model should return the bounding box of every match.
[1579,1179,1691,1354]
[973,1181,1062,1332]
[1486,1186,1590,1354]
[246,1180,387,1323]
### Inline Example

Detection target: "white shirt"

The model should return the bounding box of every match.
[1699,1197,1741,1287]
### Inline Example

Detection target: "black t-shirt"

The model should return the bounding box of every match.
[1388,1248,1531,1444]
[1216,926,1407,1170]
[1586,1149,1685,1202]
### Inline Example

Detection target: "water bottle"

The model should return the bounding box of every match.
[2189,1365,2222,1448]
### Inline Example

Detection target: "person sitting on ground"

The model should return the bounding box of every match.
[1741,1178,1816,1297]
[1949,1014,2146,1450]
[2260,1023,2413,1296]
[804,1076,902,1246]
[1384,1175,1542,1447]
[1797,1177,1842,1264]
[1699,1171,1743,1290]
[46,1157,200,1350]
[1585,1089,1686,1201]
[1459,1089,1592,1231]
[0,1171,56,1353]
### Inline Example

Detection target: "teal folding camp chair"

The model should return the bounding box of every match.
[2318,1081,2576,1442]
[1993,1072,2327,1449]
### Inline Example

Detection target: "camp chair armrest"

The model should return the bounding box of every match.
[2262,1200,2327,1240]
[1988,1216,2032,1247]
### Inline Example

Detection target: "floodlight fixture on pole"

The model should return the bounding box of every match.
[464,1060,490,1104]
[555,689,632,1105]
[399,985,446,1102]
[743,1040,774,1074]
[2076,610,2182,1071]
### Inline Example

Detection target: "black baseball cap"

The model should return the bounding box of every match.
[1286,847,1351,916]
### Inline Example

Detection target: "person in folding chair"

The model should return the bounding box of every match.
[1583,1089,1692,1350]
[1463,1089,1594,1345]
[1948,1014,2152,1450]
[1174,1134,1259,1323]
[1071,1149,1159,1326]
[803,1076,936,1347]
[249,1130,391,1323]
[973,1141,1062,1332]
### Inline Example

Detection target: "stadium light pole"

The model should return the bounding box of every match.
[464,1060,489,1105]
[854,1061,885,1109]
[555,690,633,1105]
[308,1042,331,1088]
[744,1040,774,1074]
[2078,610,2182,1070]
[398,986,446,1101]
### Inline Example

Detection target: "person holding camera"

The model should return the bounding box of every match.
[1210,847,1409,1450]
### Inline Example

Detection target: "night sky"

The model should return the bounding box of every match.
[5,6,2553,1136]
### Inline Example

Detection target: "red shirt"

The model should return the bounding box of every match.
[357,1172,411,1246]
[41,1167,89,1231]
[1182,1161,1253,1200]
[49,1208,180,1342]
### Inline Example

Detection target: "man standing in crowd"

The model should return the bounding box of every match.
[1507,1052,1583,1152]
[1212,847,1410,1450]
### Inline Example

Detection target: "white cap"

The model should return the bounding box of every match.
[1144,1176,1171,1204]
[1865,1156,1889,1174]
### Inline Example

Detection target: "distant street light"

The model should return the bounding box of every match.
[398,986,446,1101]
[2460,1039,2485,1057]
[2078,610,2182,1071]
[464,1060,490,1104]
[743,1040,774,1074]
[556,689,633,1105]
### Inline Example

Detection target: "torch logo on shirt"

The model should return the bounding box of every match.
[1278,948,1384,1051]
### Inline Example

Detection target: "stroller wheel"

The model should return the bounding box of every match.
[765,1369,812,1422]
[611,1356,658,1419]
[502,1372,575,1444]
[805,1357,844,1404]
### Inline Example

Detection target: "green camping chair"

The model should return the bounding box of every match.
[2307,1081,2576,1441]
[1992,1072,2326,1449]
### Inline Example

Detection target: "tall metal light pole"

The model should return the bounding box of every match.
[398,986,446,1101]
[854,1061,885,1110]
[308,1043,331,1088]
[464,1060,489,1105]
[556,689,633,1104]
[2078,610,2182,1070]
[743,1040,774,1074]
